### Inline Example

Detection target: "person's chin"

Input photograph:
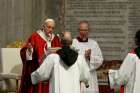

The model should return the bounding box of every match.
[83,38,87,40]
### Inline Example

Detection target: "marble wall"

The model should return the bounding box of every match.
[64,0,140,60]
[0,0,61,47]
[1,0,140,60]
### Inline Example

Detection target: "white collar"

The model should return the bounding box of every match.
[37,30,54,42]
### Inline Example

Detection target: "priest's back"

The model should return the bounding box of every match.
[31,53,90,93]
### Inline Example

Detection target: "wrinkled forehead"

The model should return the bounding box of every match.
[79,23,89,29]
[44,20,55,27]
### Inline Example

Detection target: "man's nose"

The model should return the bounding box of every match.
[50,28,53,32]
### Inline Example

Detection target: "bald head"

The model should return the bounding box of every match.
[61,31,72,46]
[63,31,72,41]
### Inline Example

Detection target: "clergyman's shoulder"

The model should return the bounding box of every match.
[88,38,98,44]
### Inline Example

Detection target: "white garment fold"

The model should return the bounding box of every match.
[72,38,103,93]
[31,54,90,93]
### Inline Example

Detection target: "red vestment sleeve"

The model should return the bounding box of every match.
[120,85,124,93]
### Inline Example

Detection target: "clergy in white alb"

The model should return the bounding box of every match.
[109,30,140,93]
[109,50,140,93]
[72,21,103,93]
[31,31,90,93]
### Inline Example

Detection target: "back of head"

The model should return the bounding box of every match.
[61,31,72,47]
[57,31,78,67]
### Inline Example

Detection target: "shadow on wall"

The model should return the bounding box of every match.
[0,48,3,92]
[0,47,2,73]
[10,64,22,74]
[0,64,22,93]
[0,48,22,92]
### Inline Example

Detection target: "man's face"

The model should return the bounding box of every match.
[79,23,89,39]
[43,21,55,35]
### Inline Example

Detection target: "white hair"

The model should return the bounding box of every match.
[44,18,55,24]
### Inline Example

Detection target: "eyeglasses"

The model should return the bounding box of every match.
[79,29,89,31]
[47,26,54,30]
[44,25,54,29]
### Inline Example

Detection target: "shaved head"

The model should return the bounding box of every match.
[61,31,72,46]
[63,31,72,41]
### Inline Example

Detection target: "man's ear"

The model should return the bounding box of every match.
[42,24,45,28]
[40,24,45,30]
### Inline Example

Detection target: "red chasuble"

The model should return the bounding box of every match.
[19,31,61,93]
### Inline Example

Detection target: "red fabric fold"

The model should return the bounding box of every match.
[120,85,124,93]
[19,32,61,93]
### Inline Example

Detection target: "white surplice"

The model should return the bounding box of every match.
[31,54,90,93]
[109,52,140,93]
[72,38,103,93]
